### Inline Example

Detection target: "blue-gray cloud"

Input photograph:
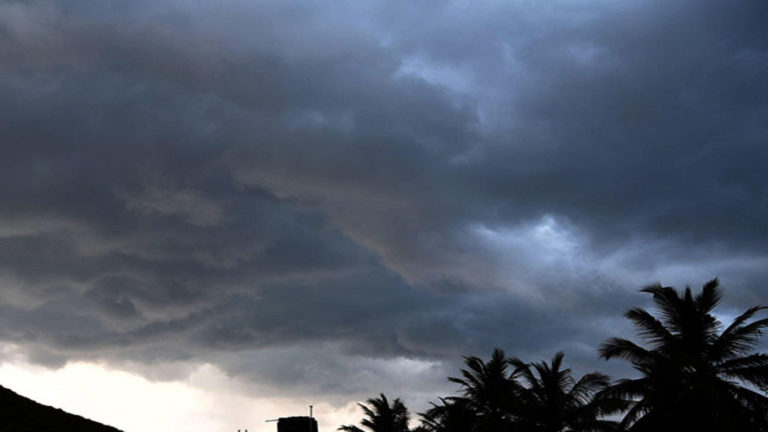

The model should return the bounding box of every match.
[0,0,766,403]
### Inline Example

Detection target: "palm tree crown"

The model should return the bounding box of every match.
[448,348,519,431]
[510,352,626,432]
[599,278,768,431]
[339,393,410,432]
[417,397,477,432]
[444,349,623,432]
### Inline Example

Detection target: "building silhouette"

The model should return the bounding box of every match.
[277,416,318,432]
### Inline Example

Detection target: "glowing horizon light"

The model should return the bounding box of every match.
[0,355,361,432]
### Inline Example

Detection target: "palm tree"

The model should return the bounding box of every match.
[599,278,768,431]
[448,348,519,431]
[417,397,477,432]
[339,393,410,432]
[509,352,626,432]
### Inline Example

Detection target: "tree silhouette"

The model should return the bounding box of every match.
[509,352,626,432]
[416,397,477,432]
[448,348,519,431]
[599,278,768,431]
[339,394,410,432]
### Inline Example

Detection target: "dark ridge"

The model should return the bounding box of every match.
[0,384,122,431]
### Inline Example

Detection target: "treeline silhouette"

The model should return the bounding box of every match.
[339,279,768,432]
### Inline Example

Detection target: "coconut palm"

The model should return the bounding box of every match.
[509,352,626,432]
[339,393,410,432]
[599,278,768,431]
[448,348,520,431]
[417,397,477,432]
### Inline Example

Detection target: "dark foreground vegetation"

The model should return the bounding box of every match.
[340,279,768,432]
[0,384,121,432]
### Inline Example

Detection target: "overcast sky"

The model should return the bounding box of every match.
[1,0,768,431]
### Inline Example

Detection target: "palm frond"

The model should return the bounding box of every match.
[599,337,655,364]
[718,354,768,388]
[568,372,610,406]
[625,308,674,348]
[640,284,685,331]
[712,315,768,360]
[695,278,723,313]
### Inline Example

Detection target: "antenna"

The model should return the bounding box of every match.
[309,405,313,418]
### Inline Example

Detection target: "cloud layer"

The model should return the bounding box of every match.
[0,0,767,407]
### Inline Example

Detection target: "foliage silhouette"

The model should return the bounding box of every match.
[509,352,626,432]
[448,348,519,431]
[416,397,477,432]
[339,393,410,432]
[443,349,624,431]
[342,278,768,432]
[599,278,768,431]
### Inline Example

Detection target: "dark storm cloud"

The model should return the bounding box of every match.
[0,0,767,401]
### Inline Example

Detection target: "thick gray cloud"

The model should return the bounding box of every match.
[0,0,767,407]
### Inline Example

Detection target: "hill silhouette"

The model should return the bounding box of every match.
[0,384,122,431]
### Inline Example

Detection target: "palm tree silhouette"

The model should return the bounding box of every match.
[448,348,519,431]
[416,397,477,432]
[339,394,410,432]
[509,352,626,432]
[599,278,768,431]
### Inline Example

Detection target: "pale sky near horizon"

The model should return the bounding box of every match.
[1,0,768,430]
[0,343,369,432]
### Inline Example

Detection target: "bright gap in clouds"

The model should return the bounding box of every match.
[472,215,582,257]
[0,350,361,432]
[469,215,585,298]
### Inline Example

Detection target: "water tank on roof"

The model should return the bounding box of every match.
[277,416,319,432]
